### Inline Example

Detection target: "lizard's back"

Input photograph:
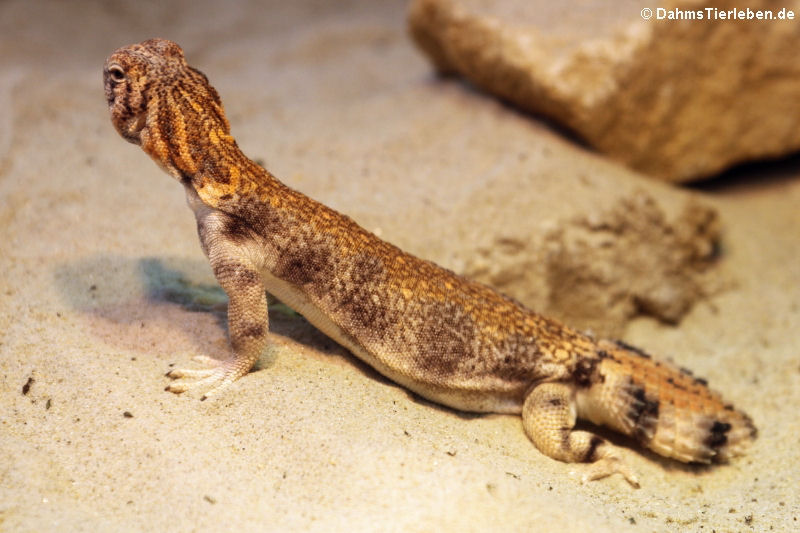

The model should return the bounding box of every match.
[206,176,589,412]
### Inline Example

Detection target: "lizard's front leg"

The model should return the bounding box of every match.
[522,382,640,487]
[166,237,269,400]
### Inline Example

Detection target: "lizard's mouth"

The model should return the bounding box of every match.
[104,87,114,108]
[103,60,146,144]
[102,66,120,108]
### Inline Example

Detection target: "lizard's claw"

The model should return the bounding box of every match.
[576,454,640,488]
[166,356,243,400]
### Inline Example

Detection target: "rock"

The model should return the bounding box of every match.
[408,0,800,183]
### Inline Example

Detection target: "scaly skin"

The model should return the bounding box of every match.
[104,39,756,486]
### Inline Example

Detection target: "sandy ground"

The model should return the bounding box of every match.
[1,0,798,531]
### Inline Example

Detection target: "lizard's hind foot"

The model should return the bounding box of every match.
[576,448,640,488]
[522,382,641,487]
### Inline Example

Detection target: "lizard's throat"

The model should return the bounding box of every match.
[143,121,241,185]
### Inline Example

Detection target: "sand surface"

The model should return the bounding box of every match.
[1,1,798,531]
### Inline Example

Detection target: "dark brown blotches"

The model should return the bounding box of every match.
[583,435,604,462]
[560,426,572,452]
[409,305,476,378]
[666,376,687,391]
[275,249,332,287]
[572,357,604,388]
[614,339,652,359]
[220,215,254,244]
[705,420,731,451]
[628,385,659,443]
[213,262,261,289]
[238,323,265,340]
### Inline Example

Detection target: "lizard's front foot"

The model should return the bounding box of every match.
[166,355,248,400]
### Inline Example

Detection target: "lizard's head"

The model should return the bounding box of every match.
[104,38,188,144]
[104,38,230,180]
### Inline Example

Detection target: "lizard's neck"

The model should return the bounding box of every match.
[141,107,277,208]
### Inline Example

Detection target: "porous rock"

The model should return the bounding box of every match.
[407,142,724,338]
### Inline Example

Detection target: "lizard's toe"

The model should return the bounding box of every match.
[580,453,640,488]
[165,357,245,399]
[167,367,217,380]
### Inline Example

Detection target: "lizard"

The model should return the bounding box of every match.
[103,38,756,486]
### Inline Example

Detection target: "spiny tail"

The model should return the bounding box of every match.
[575,339,756,464]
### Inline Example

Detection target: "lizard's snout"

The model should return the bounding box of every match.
[103,52,147,144]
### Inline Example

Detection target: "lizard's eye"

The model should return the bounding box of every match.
[108,65,125,82]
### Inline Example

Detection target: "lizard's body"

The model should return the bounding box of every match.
[104,39,755,485]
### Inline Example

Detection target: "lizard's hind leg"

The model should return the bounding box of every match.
[522,382,640,487]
